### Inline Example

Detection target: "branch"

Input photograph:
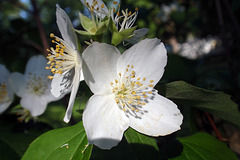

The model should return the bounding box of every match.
[30,0,49,56]
[204,112,223,141]
[24,38,46,54]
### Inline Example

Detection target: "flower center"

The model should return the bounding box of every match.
[117,8,138,32]
[26,73,49,96]
[109,2,138,32]
[85,0,108,15]
[0,82,10,103]
[110,65,155,114]
[46,33,78,80]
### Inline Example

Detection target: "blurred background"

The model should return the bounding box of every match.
[0,0,240,159]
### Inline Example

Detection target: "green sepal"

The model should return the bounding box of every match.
[78,12,108,37]
[120,26,137,37]
[95,20,108,35]
[109,17,118,32]
[75,30,93,36]
[111,31,124,46]
[79,12,94,32]
[111,26,137,46]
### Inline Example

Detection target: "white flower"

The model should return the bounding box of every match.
[9,55,60,117]
[0,65,14,114]
[82,38,183,149]
[81,0,109,19]
[81,0,136,29]
[46,5,83,123]
[81,0,148,43]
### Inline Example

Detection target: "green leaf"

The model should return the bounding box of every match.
[156,81,240,127]
[22,122,92,160]
[170,132,238,160]
[124,127,160,160]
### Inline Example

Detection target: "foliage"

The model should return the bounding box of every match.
[0,0,239,159]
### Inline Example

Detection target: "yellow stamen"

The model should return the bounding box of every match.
[50,33,54,37]
[47,76,53,80]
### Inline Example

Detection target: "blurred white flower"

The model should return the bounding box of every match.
[178,36,219,60]
[82,38,183,149]
[46,5,83,123]
[10,55,61,117]
[159,1,185,22]
[0,65,14,114]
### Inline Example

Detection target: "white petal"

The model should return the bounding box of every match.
[80,68,84,81]
[83,94,129,149]
[25,55,49,76]
[63,66,81,123]
[42,85,62,102]
[0,101,12,114]
[21,94,48,117]
[129,93,183,136]
[0,65,14,113]
[51,68,74,98]
[125,28,149,44]
[9,72,27,97]
[0,65,10,81]
[56,4,78,50]
[118,38,167,87]
[81,0,109,19]
[82,42,121,94]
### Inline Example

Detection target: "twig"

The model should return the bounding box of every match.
[30,0,49,56]
[3,0,31,13]
[24,38,46,54]
[222,0,240,38]
[204,112,223,141]
[214,0,238,84]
